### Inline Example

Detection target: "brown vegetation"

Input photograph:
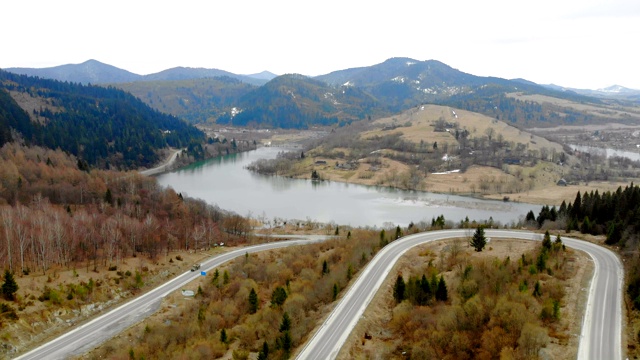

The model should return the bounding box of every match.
[84,229,382,359]
[340,237,589,360]
[248,104,640,205]
[0,142,256,356]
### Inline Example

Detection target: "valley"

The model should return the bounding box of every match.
[2,56,640,359]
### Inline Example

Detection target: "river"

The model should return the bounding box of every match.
[156,147,541,227]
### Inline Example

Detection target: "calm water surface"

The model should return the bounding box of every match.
[156,147,540,227]
[570,144,640,162]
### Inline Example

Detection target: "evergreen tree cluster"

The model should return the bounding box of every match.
[534,184,640,245]
[393,273,448,304]
[0,70,204,169]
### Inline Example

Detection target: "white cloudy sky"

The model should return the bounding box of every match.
[2,0,639,89]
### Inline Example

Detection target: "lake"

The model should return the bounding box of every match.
[156,147,541,227]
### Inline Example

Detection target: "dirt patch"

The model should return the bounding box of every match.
[337,238,592,359]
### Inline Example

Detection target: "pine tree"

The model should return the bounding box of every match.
[322,260,330,275]
[257,341,269,360]
[436,276,448,301]
[471,226,487,252]
[395,225,403,239]
[333,283,339,301]
[542,230,552,250]
[419,274,432,305]
[271,286,288,308]
[2,270,18,301]
[533,281,542,297]
[248,288,259,314]
[393,275,406,303]
[279,312,291,332]
[554,234,563,245]
[220,328,227,343]
[212,268,219,287]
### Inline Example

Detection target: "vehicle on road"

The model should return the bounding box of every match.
[190,264,201,272]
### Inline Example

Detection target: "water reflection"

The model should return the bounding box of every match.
[156,147,540,227]
[570,144,640,162]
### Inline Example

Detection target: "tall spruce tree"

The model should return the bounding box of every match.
[248,288,259,314]
[393,275,406,303]
[471,226,487,252]
[2,270,18,301]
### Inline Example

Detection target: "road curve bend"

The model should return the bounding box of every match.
[15,236,330,360]
[296,230,622,360]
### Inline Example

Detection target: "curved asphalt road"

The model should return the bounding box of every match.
[296,229,622,360]
[15,235,329,360]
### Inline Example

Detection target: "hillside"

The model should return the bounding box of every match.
[253,104,635,205]
[115,76,256,123]
[0,70,204,169]
[215,74,385,128]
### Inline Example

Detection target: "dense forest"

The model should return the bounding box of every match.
[216,75,383,129]
[0,70,204,169]
[115,76,256,123]
[531,182,640,353]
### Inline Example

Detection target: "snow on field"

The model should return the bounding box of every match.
[432,169,461,175]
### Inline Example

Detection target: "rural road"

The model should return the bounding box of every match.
[139,148,183,176]
[15,235,330,360]
[296,229,622,360]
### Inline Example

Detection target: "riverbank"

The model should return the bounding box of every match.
[273,155,629,206]
[139,148,183,176]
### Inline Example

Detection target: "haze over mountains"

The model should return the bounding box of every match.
[5,58,638,96]
[5,59,276,86]
[4,57,640,130]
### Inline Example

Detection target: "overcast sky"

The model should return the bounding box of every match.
[2,0,639,90]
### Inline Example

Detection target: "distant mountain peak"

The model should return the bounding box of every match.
[245,71,278,81]
[596,84,636,93]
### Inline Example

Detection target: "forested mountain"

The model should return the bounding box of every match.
[141,67,268,86]
[315,57,607,120]
[5,60,141,84]
[8,58,636,129]
[215,74,384,128]
[5,60,269,86]
[114,76,256,123]
[0,70,203,169]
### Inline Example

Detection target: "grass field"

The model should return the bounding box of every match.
[364,104,563,153]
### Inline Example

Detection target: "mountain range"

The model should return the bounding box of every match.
[5,59,277,86]
[4,58,640,129]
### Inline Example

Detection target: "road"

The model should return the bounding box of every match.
[15,236,330,360]
[139,148,183,176]
[297,229,622,360]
